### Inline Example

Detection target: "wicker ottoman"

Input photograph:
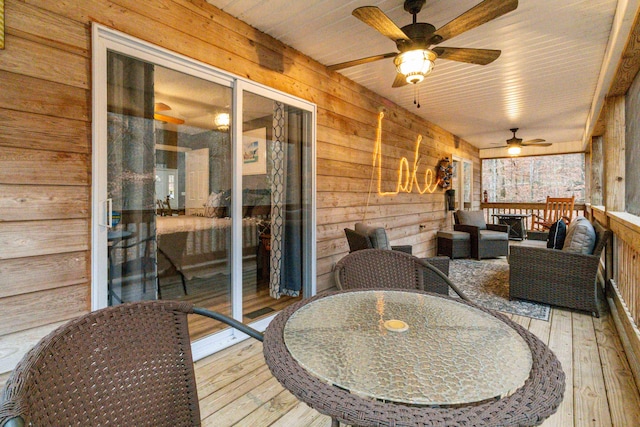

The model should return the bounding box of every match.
[437,230,471,259]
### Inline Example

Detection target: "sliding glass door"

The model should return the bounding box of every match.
[241,91,313,319]
[92,25,315,354]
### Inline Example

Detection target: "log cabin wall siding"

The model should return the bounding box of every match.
[0,0,479,374]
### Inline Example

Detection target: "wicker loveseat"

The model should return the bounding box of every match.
[509,220,611,316]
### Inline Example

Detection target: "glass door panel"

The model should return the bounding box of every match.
[241,91,309,321]
[95,26,315,357]
[106,52,234,338]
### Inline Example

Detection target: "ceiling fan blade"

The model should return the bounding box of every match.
[328,52,397,71]
[353,6,410,42]
[522,141,551,147]
[522,138,546,144]
[154,113,185,125]
[432,0,518,44]
[432,47,501,65]
[392,73,409,88]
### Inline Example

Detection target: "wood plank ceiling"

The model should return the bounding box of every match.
[206,0,624,155]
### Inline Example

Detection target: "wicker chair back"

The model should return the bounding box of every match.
[333,249,468,300]
[0,301,263,427]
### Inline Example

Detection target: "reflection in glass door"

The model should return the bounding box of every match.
[240,92,310,322]
[105,52,234,334]
[93,25,316,356]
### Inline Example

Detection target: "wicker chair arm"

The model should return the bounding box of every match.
[191,307,264,342]
[487,223,509,233]
[453,224,480,236]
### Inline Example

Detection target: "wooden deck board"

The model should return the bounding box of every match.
[194,305,640,426]
[593,310,640,426]
[573,313,612,426]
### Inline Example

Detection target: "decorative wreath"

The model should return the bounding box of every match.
[437,157,454,189]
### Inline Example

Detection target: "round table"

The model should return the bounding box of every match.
[264,289,565,427]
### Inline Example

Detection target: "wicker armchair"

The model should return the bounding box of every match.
[0,301,263,427]
[334,248,468,300]
[509,222,612,316]
[454,210,510,260]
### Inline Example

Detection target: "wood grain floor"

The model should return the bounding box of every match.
[194,304,640,426]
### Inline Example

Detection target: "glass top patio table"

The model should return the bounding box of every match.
[281,289,532,406]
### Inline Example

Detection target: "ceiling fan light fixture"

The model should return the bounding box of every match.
[507,145,521,156]
[214,112,230,131]
[394,49,436,84]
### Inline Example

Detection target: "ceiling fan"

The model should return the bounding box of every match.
[328,0,518,87]
[499,128,551,155]
[154,102,185,125]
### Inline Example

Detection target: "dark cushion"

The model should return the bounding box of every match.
[547,219,567,249]
[354,223,391,250]
[456,210,487,230]
[344,228,372,252]
[563,216,596,254]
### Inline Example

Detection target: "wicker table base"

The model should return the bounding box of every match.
[264,290,565,427]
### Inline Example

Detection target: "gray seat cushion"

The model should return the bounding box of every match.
[479,230,509,241]
[355,223,391,250]
[456,210,487,230]
[437,230,470,240]
[563,216,596,254]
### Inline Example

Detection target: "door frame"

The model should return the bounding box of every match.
[452,155,473,211]
[91,24,316,359]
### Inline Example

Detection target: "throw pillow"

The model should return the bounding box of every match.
[547,219,567,249]
[354,223,391,250]
[456,210,487,230]
[563,216,596,254]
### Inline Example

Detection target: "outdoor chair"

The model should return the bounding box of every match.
[108,234,157,304]
[454,210,510,260]
[531,196,575,231]
[0,300,263,427]
[509,219,612,316]
[344,222,412,254]
[334,248,469,300]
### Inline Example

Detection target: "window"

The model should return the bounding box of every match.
[482,154,585,202]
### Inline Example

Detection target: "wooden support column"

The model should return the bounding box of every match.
[603,96,626,283]
[603,96,626,211]
[590,136,604,206]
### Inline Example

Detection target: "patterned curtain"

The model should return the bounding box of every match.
[269,102,287,298]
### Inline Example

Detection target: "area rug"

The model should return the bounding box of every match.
[449,259,550,321]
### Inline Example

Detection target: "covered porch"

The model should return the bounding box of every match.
[1,0,640,425]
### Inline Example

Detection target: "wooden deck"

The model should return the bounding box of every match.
[194,304,640,426]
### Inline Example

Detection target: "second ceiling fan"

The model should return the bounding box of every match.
[499,128,551,155]
[328,0,518,87]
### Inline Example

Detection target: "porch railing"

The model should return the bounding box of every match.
[480,202,587,231]
[599,208,640,390]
